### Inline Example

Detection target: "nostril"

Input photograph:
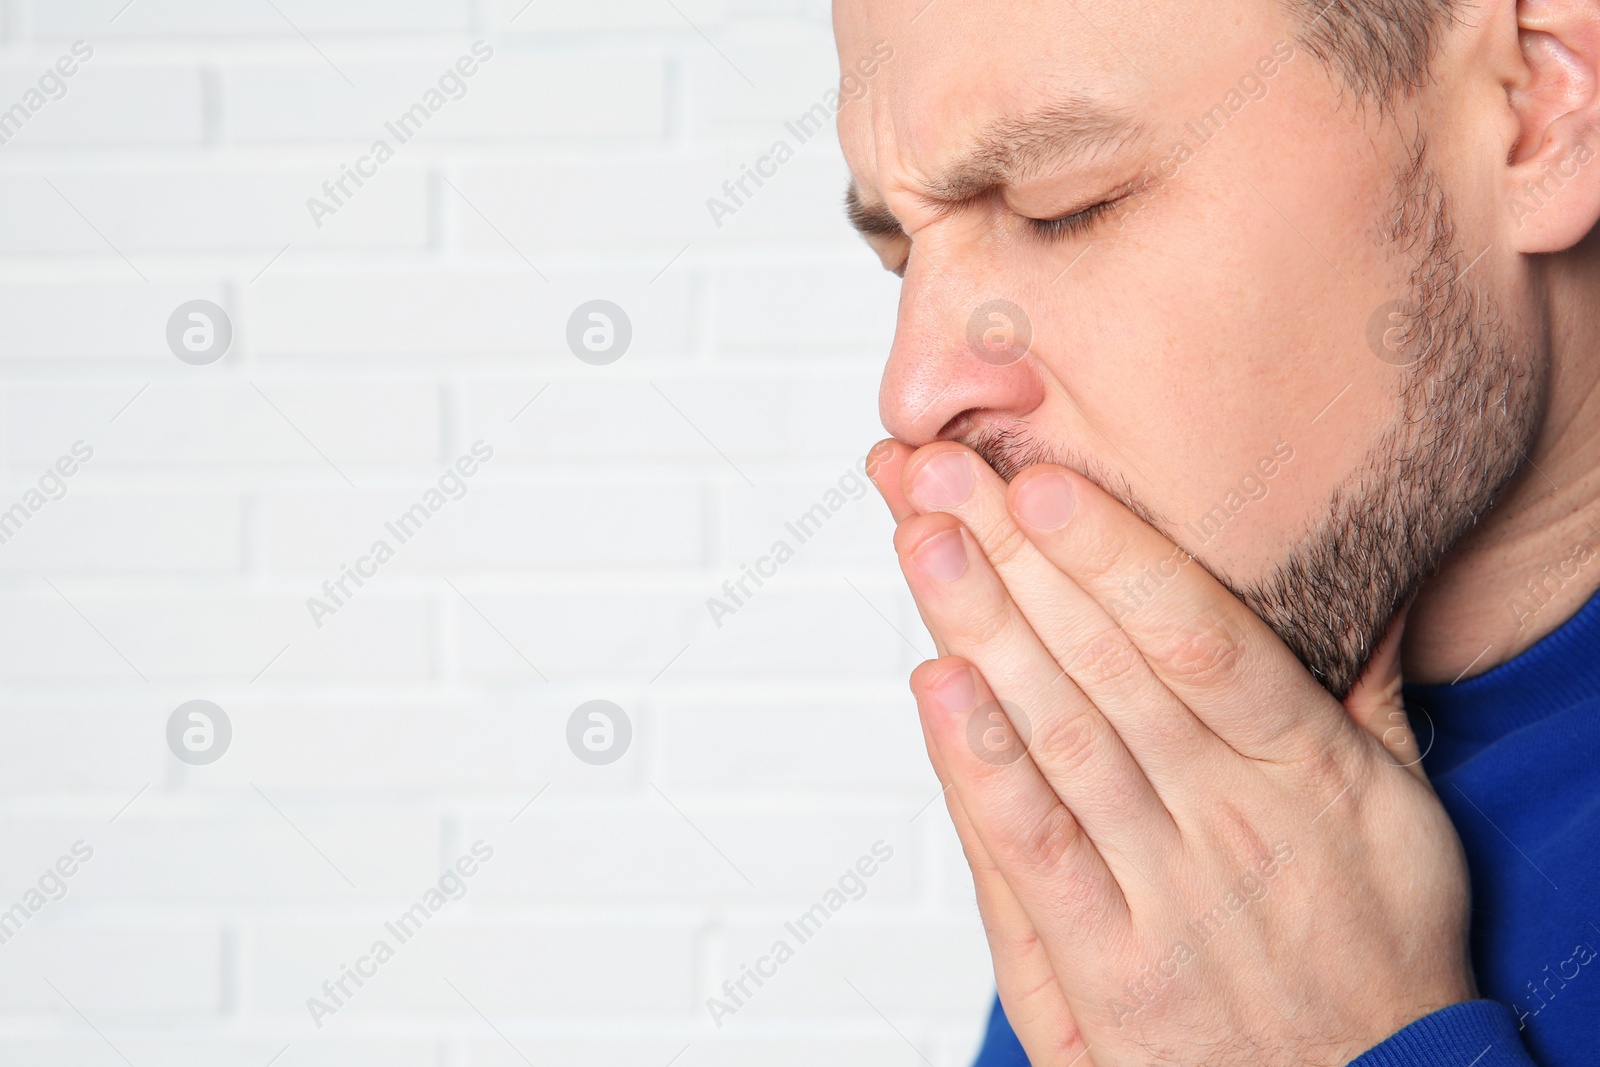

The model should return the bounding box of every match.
[938,408,979,442]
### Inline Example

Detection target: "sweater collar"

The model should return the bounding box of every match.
[1402,585,1600,742]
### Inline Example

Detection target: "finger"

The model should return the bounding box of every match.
[1343,606,1429,781]
[1008,462,1348,762]
[917,655,1131,1006]
[866,438,917,522]
[871,440,955,656]
[912,661,1086,1067]
[902,443,1218,784]
[895,510,1178,859]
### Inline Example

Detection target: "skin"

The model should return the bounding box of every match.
[835,0,1600,684]
[833,0,1600,1061]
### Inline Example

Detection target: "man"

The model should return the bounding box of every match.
[832,0,1600,1064]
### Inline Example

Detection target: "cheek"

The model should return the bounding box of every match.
[1025,161,1407,588]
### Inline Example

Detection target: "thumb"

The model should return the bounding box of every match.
[1343,601,1426,776]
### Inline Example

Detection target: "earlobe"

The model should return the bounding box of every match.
[1504,5,1600,252]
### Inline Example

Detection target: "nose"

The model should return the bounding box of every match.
[878,262,1048,447]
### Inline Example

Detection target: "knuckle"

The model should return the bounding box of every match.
[1068,627,1145,693]
[1147,608,1245,687]
[952,593,1015,646]
[991,968,1088,1066]
[1136,701,1195,753]
[985,914,1046,963]
[1070,525,1135,586]
[1284,733,1363,806]
[1292,739,1340,785]
[1032,850,1120,932]
[1029,710,1102,781]
[1007,803,1082,878]
[982,523,1034,571]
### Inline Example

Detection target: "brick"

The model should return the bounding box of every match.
[194,699,633,791]
[0,63,204,148]
[686,30,843,137]
[0,1039,439,1067]
[0,589,433,683]
[720,468,896,570]
[0,380,442,466]
[33,0,471,38]
[713,260,900,355]
[249,921,697,1017]
[0,280,225,360]
[0,814,441,901]
[0,928,221,1014]
[716,916,993,1018]
[467,805,919,903]
[227,49,667,143]
[720,0,832,20]
[251,270,692,357]
[657,694,934,792]
[0,168,430,254]
[452,586,910,683]
[0,702,163,792]
[690,584,920,679]
[489,0,720,33]
[0,491,242,571]
[452,588,697,684]
[467,1037,927,1067]
[259,477,706,574]
[450,151,860,253]
[465,374,883,467]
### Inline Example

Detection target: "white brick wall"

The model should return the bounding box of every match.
[0,3,989,1065]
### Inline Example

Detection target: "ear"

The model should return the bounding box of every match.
[1504,0,1600,252]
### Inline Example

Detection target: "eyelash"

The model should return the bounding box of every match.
[1026,196,1123,242]
[887,186,1132,274]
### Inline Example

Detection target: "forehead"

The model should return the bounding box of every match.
[833,0,1286,189]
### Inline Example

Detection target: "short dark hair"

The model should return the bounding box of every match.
[1293,0,1463,103]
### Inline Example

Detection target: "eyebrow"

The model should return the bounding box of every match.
[844,95,1142,240]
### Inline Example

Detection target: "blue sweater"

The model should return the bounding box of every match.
[974,588,1600,1065]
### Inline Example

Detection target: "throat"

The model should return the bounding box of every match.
[1405,418,1600,686]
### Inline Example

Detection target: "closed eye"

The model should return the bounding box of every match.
[1025,196,1124,242]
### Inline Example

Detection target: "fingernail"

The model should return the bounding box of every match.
[912,528,968,581]
[911,451,974,510]
[928,664,976,714]
[1014,473,1075,530]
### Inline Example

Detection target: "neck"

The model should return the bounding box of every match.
[1404,237,1600,684]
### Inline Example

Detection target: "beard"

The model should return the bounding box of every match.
[969,140,1545,699]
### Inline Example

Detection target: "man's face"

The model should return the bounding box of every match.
[835,0,1545,695]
